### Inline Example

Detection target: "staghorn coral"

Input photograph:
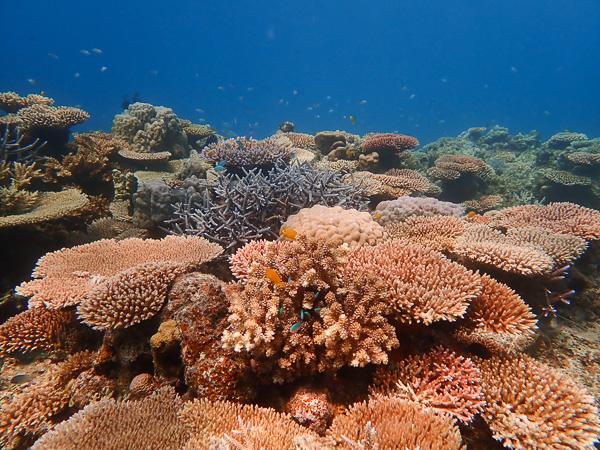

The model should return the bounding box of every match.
[1,124,46,164]
[0,91,54,113]
[32,387,188,450]
[490,202,600,240]
[0,351,95,448]
[16,235,223,312]
[375,195,465,224]
[170,159,369,252]
[478,354,600,450]
[372,347,485,423]
[280,205,386,247]
[180,398,320,449]
[111,102,189,157]
[343,241,481,325]
[0,188,89,228]
[327,395,462,449]
[385,215,467,253]
[200,135,294,167]
[222,234,398,381]
[0,307,74,357]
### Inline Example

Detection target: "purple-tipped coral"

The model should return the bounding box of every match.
[200,136,294,167]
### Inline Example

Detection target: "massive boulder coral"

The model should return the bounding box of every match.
[111,102,189,158]
[16,236,223,329]
[280,205,386,247]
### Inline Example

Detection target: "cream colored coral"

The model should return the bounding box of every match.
[280,205,385,246]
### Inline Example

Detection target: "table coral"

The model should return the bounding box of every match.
[200,136,294,167]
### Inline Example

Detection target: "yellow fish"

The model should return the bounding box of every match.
[281,229,297,240]
[350,115,356,125]
[266,268,285,286]
[371,213,382,220]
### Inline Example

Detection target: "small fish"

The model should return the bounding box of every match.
[100,66,108,72]
[28,78,38,85]
[326,96,331,100]
[307,107,313,111]
[39,90,45,96]
[247,86,254,91]
[359,99,367,104]
[409,94,416,99]
[217,86,226,91]
[214,165,227,172]
[314,291,321,299]
[564,128,571,132]
[314,307,323,312]
[293,90,298,95]
[238,96,244,101]
[278,99,284,104]
[226,180,238,190]
[279,307,283,317]
[466,211,477,218]
[314,102,319,107]
[281,229,297,240]
[92,48,103,54]
[290,322,303,333]
[235,139,245,149]
[266,268,285,287]
[74,72,81,78]
[48,53,59,59]
[195,108,205,114]
[438,120,445,124]
[301,310,311,320]
[149,70,158,75]
[510,66,517,73]
[371,213,383,220]
[349,115,356,125]
[11,374,33,384]
[328,109,334,113]
[80,49,91,55]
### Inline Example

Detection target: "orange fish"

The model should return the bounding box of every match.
[350,115,356,125]
[371,213,383,220]
[467,211,477,218]
[281,229,297,240]
[266,268,285,286]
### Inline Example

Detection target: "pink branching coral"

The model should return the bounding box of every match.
[362,133,420,156]
[0,307,74,357]
[327,395,462,449]
[372,347,485,423]
[343,241,481,325]
[491,202,600,240]
[478,354,600,450]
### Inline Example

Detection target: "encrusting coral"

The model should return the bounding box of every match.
[478,354,600,450]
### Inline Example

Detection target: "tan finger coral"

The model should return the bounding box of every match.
[343,241,481,325]
[327,396,462,449]
[280,205,385,247]
[16,236,223,313]
[479,354,600,450]
[0,91,54,113]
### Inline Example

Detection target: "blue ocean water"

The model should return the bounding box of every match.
[2,0,599,142]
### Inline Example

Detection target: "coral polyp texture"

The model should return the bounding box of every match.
[479,355,600,450]
[0,91,54,113]
[280,204,386,246]
[222,234,399,381]
[16,236,223,329]
[200,135,294,167]
[375,195,465,224]
[362,132,420,156]
[16,104,90,131]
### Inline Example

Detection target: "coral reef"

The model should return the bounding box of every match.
[111,102,189,158]
[0,91,54,114]
[375,195,465,224]
[200,136,294,167]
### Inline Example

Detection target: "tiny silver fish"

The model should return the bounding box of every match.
[92,48,103,54]
[48,53,59,59]
[28,78,38,85]
[74,73,80,78]
[100,66,108,72]
[80,50,90,55]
